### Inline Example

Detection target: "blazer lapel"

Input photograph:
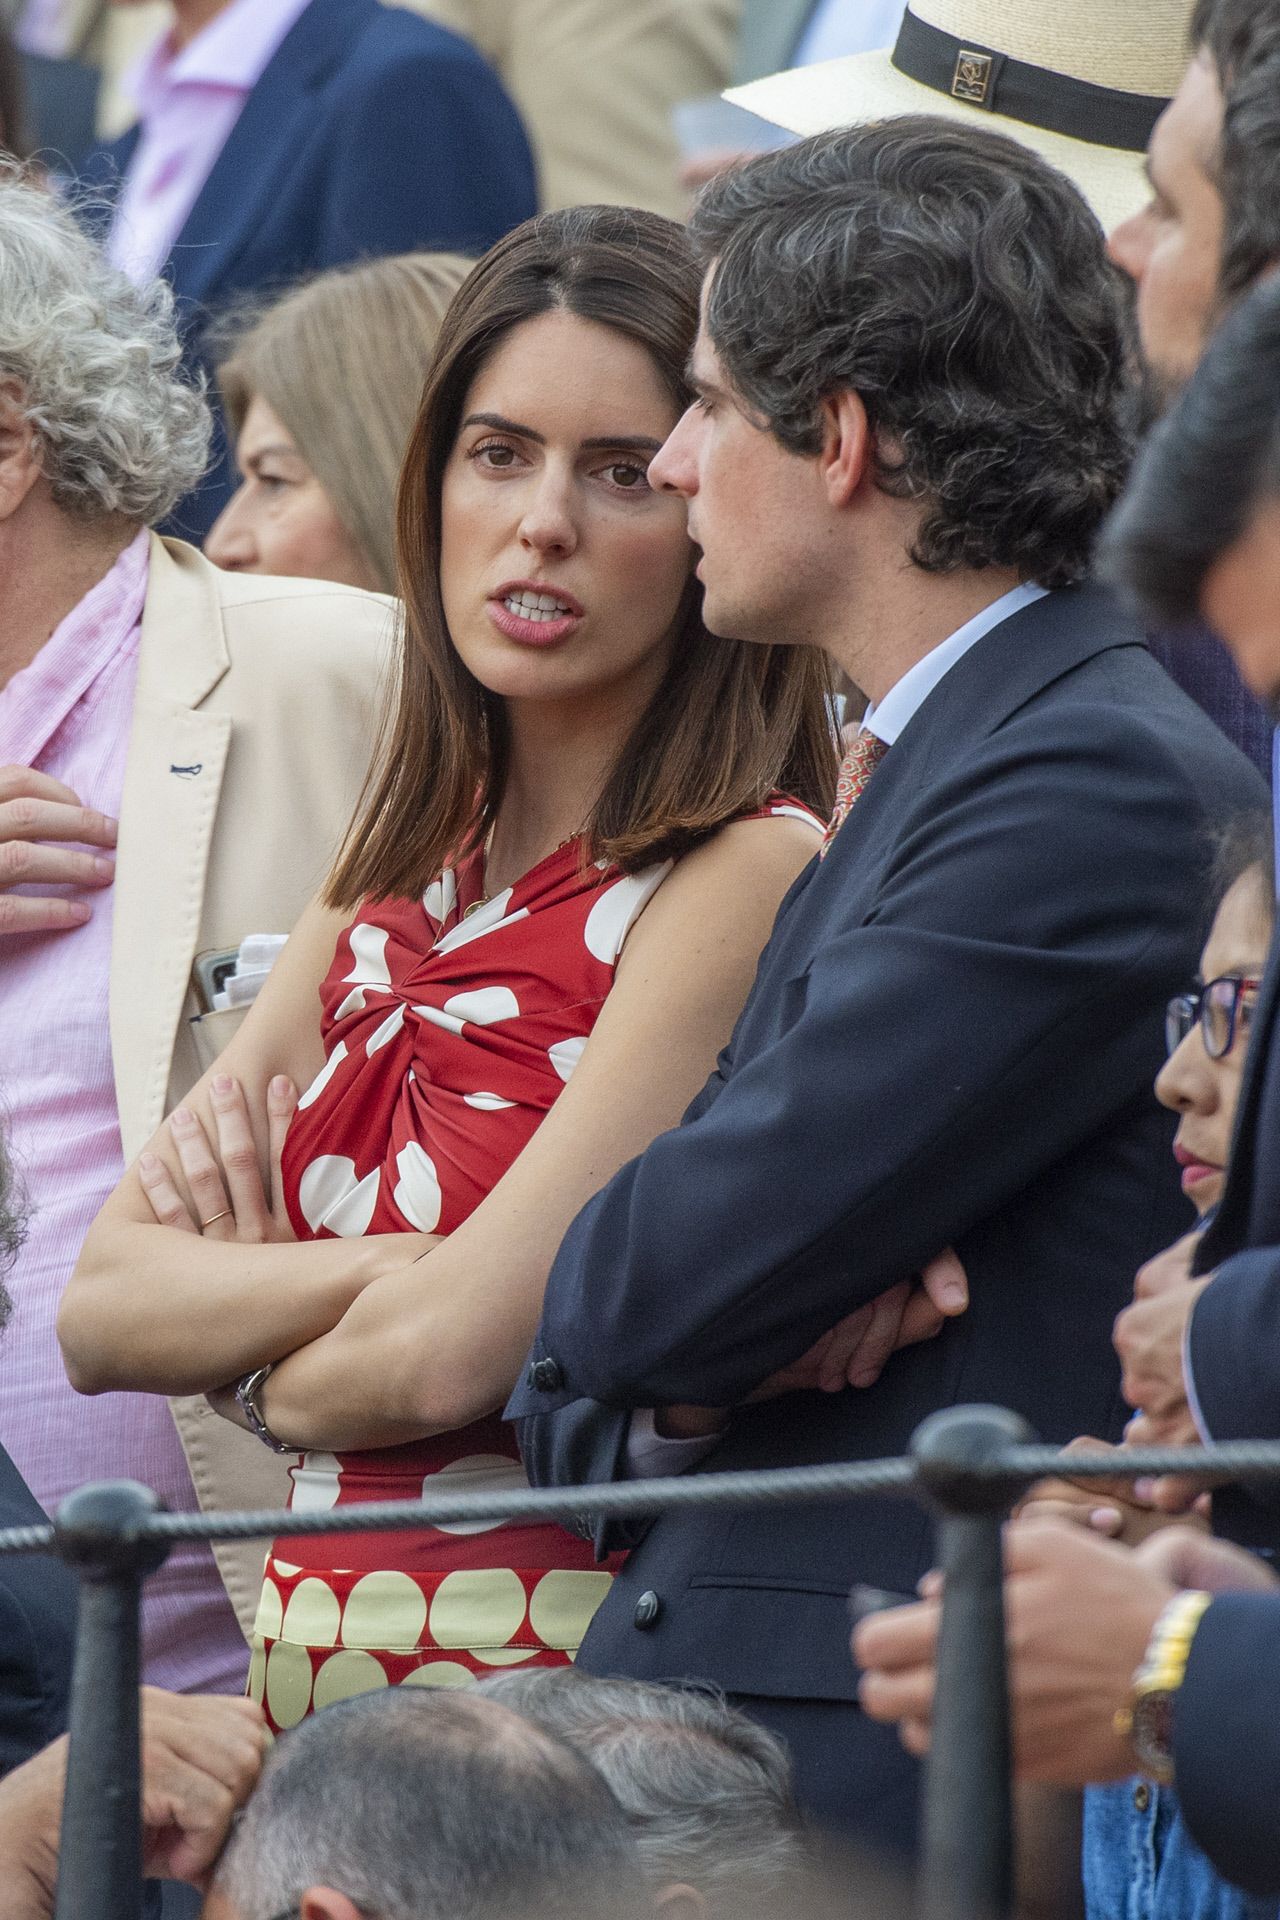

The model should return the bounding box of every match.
[109,535,232,1160]
[165,0,367,305]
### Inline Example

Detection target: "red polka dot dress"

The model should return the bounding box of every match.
[252,805,820,1730]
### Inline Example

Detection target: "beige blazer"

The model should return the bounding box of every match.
[403,0,742,217]
[109,534,396,1640]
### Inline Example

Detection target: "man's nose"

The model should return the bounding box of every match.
[649,406,700,498]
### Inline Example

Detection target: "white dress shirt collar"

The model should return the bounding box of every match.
[861,582,1050,747]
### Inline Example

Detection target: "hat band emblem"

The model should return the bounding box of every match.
[891,8,1168,154]
[952,50,993,107]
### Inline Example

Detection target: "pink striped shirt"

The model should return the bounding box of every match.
[0,530,248,1695]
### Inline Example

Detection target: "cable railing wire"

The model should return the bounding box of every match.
[43,1411,1280,1920]
[7,1436,1280,1562]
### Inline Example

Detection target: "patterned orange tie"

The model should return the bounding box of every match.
[820,729,889,856]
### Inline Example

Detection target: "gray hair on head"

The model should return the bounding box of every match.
[0,159,210,523]
[479,1669,809,1914]
[211,1685,652,1920]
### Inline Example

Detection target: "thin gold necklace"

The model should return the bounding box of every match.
[463,824,582,918]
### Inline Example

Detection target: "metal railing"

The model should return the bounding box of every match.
[5,1405,1280,1920]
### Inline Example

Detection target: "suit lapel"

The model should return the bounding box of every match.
[109,536,232,1160]
[165,0,368,306]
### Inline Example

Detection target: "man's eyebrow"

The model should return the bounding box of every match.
[685,361,723,400]
[461,414,662,454]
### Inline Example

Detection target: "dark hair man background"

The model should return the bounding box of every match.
[508,117,1264,1853]
[857,271,1280,1904]
[1107,0,1280,774]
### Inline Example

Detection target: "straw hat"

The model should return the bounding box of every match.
[725,0,1196,232]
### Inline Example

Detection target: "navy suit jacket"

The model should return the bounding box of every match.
[79,0,537,540]
[508,588,1263,1842]
[1176,1592,1280,1895]
[0,1443,76,1779]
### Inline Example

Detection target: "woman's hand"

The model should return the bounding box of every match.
[138,1075,298,1244]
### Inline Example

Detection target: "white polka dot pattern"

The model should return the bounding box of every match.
[392,1140,442,1232]
[582,861,672,964]
[263,798,822,1732]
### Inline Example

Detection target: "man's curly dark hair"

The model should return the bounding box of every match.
[688,118,1134,589]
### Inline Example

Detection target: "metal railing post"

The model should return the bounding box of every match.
[52,1482,170,1920]
[911,1405,1035,1920]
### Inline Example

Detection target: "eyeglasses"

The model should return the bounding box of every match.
[1165,972,1262,1060]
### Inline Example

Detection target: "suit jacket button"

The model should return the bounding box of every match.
[527,1357,564,1393]
[633,1590,662,1629]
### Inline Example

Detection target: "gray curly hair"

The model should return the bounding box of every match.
[0,161,211,523]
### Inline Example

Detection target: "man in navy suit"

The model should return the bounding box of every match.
[506,120,1265,1852]
[80,0,537,540]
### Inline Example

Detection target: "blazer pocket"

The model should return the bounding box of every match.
[682,1574,863,1703]
[188,1006,249,1076]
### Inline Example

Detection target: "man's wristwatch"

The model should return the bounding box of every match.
[1114,1588,1212,1785]
[234,1364,294,1453]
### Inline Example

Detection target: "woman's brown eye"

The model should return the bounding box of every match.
[485,446,515,467]
[609,463,646,488]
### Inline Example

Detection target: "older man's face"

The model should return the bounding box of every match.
[1108,54,1226,409]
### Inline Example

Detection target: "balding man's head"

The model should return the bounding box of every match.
[207,1687,652,1920]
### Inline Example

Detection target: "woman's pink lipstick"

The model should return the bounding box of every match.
[487,579,584,648]
[1173,1141,1221,1196]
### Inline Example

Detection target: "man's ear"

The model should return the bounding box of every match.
[818,389,872,510]
[299,1891,366,1920]
[654,1881,707,1920]
[0,379,43,523]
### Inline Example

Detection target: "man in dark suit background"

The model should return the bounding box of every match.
[507,118,1264,1852]
[79,0,537,540]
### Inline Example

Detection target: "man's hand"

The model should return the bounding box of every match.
[854,1519,1176,1785]
[1134,1525,1280,1595]
[0,1688,268,1915]
[1114,1232,1209,1421]
[0,765,117,935]
[1014,1436,1174,1546]
[750,1249,970,1399]
[139,1687,268,1884]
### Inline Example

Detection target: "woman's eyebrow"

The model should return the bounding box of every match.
[245,442,303,467]
[579,434,664,453]
[462,410,545,442]
[462,412,662,456]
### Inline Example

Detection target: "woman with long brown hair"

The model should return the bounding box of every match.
[63,206,835,1724]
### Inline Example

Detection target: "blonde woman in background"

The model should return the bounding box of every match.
[206,251,473,593]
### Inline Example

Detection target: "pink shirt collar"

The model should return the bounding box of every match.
[128,0,315,112]
[0,528,150,767]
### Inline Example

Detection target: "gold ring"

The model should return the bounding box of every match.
[200,1210,233,1230]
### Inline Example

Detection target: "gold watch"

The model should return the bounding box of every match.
[1113,1589,1212,1786]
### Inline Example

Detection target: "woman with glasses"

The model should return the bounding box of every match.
[1157,820,1274,1217]
[1018,809,1276,1920]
